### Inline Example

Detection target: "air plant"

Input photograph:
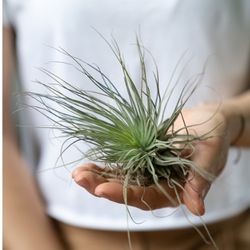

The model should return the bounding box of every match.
[25,37,217,248]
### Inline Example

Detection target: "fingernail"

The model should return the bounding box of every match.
[94,187,106,198]
[74,175,89,189]
[199,198,205,215]
[72,169,80,179]
[73,175,82,183]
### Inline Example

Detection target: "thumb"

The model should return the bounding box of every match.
[183,172,211,216]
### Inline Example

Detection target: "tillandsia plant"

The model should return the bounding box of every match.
[25,37,218,247]
[26,37,216,197]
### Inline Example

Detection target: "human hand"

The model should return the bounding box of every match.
[72,104,235,216]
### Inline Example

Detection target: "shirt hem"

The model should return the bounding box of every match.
[47,201,250,231]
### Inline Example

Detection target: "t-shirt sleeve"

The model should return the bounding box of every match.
[3,0,14,28]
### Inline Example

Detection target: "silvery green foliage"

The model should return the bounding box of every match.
[26,38,214,187]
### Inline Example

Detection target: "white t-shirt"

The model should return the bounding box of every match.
[4,0,250,230]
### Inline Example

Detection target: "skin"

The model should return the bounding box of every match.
[3,24,250,249]
[72,91,250,216]
[3,28,65,250]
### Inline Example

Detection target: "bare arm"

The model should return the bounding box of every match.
[3,27,65,250]
[220,90,250,147]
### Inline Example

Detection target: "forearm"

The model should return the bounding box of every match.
[220,91,250,147]
[3,137,65,250]
[3,26,65,250]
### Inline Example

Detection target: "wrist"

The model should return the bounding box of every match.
[220,102,244,146]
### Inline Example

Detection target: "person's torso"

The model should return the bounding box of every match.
[5,0,250,229]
